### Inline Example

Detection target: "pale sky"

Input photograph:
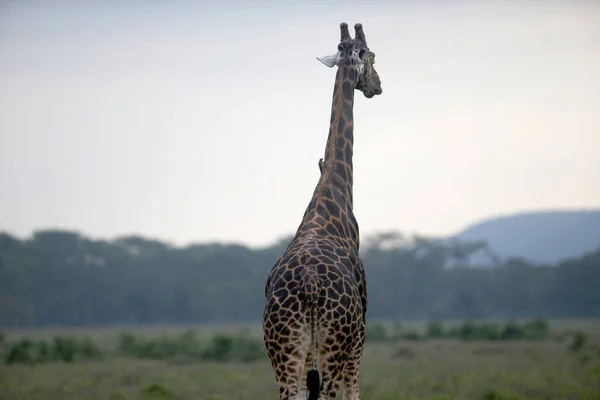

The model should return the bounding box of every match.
[1,0,599,248]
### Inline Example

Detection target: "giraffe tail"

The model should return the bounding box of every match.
[301,268,321,400]
[307,367,320,400]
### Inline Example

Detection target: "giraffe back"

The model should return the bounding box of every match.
[263,236,367,399]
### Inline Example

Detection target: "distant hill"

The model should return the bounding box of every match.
[454,209,600,264]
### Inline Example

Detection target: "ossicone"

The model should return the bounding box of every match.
[340,22,351,42]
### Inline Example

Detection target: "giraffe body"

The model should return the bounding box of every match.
[263,22,382,400]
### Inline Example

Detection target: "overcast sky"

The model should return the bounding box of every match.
[1,0,599,247]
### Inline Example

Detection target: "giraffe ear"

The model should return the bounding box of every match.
[316,52,340,68]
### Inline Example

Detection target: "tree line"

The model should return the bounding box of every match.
[0,229,598,327]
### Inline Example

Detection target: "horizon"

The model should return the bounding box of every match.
[1,1,599,248]
[2,207,599,250]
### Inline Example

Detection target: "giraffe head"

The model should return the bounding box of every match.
[317,22,382,99]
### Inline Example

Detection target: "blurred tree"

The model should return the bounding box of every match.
[0,229,597,327]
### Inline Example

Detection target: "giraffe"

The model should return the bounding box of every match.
[263,22,382,400]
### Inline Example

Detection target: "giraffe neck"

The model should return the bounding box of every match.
[322,57,358,201]
[293,57,360,249]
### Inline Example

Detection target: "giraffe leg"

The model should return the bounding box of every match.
[317,330,349,400]
[341,354,361,400]
[319,356,346,400]
[270,345,307,400]
[342,325,366,400]
[264,315,310,400]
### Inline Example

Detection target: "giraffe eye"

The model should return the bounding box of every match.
[359,49,366,59]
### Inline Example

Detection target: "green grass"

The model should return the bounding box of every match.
[1,320,599,399]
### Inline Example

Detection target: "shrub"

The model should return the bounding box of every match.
[457,320,480,341]
[476,323,502,340]
[481,389,527,400]
[448,321,543,341]
[36,340,53,362]
[117,333,186,360]
[201,333,234,362]
[366,323,387,342]
[500,322,525,340]
[78,337,103,359]
[53,336,77,362]
[397,331,422,341]
[23,335,103,363]
[426,321,444,338]
[3,335,103,364]
[117,333,139,355]
[201,332,265,363]
[431,319,550,342]
[4,339,35,364]
[139,383,171,398]
[117,330,264,363]
[230,333,266,363]
[141,337,180,359]
[569,331,587,352]
[522,318,549,340]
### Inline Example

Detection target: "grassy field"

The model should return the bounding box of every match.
[0,320,599,400]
